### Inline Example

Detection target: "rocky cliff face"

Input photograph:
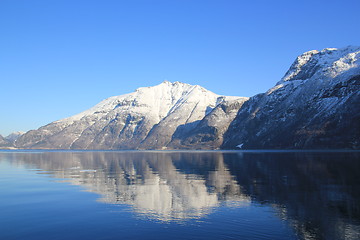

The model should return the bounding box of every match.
[222,46,360,149]
[168,97,248,149]
[16,81,244,149]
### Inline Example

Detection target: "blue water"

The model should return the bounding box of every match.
[0,151,359,240]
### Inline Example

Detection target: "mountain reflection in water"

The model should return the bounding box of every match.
[2,151,360,240]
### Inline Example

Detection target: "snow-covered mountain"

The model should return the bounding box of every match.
[0,135,12,148]
[5,131,25,143]
[16,81,246,149]
[169,97,248,149]
[12,46,360,150]
[222,46,360,149]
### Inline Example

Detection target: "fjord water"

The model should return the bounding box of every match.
[0,151,359,240]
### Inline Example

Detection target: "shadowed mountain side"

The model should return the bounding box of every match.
[9,46,360,150]
[222,46,360,149]
[15,82,242,150]
[0,135,12,148]
[168,98,248,149]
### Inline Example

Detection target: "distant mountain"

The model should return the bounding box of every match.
[0,134,12,148]
[222,46,360,149]
[13,46,360,150]
[16,81,246,149]
[5,131,25,143]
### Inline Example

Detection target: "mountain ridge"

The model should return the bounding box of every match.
[9,46,360,150]
[222,46,360,149]
[15,81,247,149]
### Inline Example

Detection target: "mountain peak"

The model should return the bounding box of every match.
[136,81,193,91]
[12,46,359,150]
[161,80,183,85]
[5,131,25,143]
[279,46,360,84]
[16,81,238,149]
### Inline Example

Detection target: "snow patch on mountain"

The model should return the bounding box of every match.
[14,46,360,150]
[5,131,25,143]
[16,81,240,149]
[280,46,360,84]
[223,46,360,149]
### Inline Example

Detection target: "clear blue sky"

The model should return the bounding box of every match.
[1,0,359,136]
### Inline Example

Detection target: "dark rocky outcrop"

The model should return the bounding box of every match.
[222,46,360,149]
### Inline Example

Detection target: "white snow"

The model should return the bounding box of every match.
[281,50,319,82]
[236,144,243,149]
[56,81,241,129]
[60,82,209,124]
[280,46,360,84]
[31,80,247,149]
[5,131,25,142]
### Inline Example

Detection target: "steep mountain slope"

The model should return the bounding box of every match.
[16,81,241,149]
[222,46,360,149]
[0,135,12,148]
[5,131,25,143]
[168,97,248,149]
[13,46,360,150]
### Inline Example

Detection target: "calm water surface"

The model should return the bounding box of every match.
[0,151,359,240]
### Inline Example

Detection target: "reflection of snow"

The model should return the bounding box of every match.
[79,154,250,222]
[9,151,250,222]
[79,169,97,172]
